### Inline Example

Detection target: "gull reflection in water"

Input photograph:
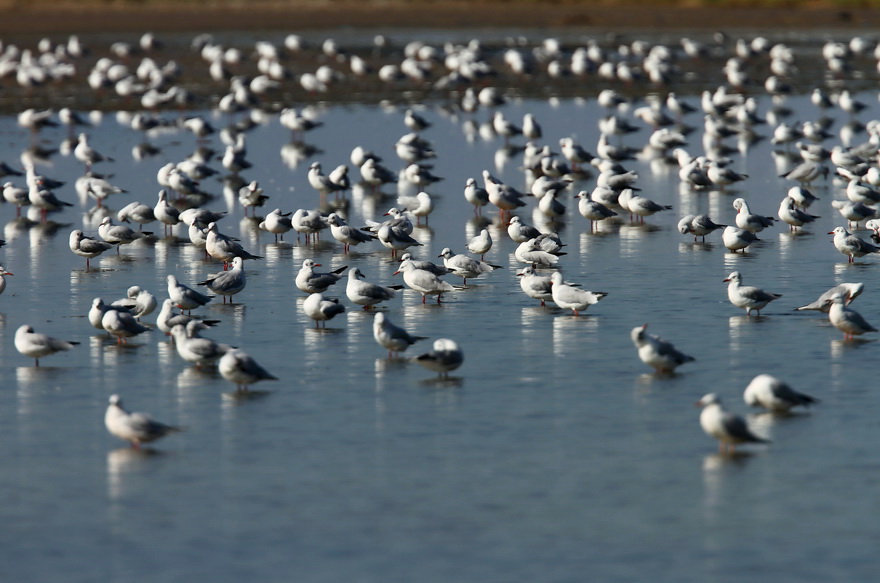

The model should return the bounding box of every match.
[702,451,754,522]
[107,446,163,501]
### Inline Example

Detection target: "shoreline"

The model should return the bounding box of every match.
[1,4,879,37]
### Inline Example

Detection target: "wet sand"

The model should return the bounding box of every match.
[1,3,879,37]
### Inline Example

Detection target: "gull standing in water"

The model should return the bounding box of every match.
[198,256,247,304]
[516,265,555,307]
[102,309,152,344]
[464,177,489,215]
[828,226,880,263]
[169,322,234,368]
[0,265,12,294]
[724,271,782,316]
[743,374,819,413]
[677,214,726,242]
[259,208,294,242]
[394,259,454,304]
[167,274,212,313]
[98,217,151,252]
[295,259,348,294]
[439,247,500,286]
[466,229,492,260]
[414,338,464,378]
[372,312,427,357]
[302,292,346,328]
[826,292,877,340]
[219,349,278,392]
[345,267,400,310]
[156,299,220,336]
[105,394,182,449]
[327,213,377,253]
[721,225,759,253]
[732,197,776,234]
[14,324,79,366]
[696,393,769,454]
[630,323,695,374]
[549,271,607,316]
[575,190,618,231]
[778,196,820,231]
[205,222,263,267]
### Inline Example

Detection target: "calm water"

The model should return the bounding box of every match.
[1,30,879,582]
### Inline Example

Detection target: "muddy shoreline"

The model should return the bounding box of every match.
[0,4,878,37]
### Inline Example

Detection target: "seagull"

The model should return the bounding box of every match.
[117,201,156,231]
[397,253,448,276]
[69,229,115,270]
[466,229,492,260]
[3,181,29,216]
[295,259,348,294]
[88,298,131,333]
[743,374,819,413]
[205,222,262,267]
[373,312,427,357]
[98,217,151,251]
[724,271,782,316]
[777,196,820,231]
[14,324,79,367]
[549,271,607,316]
[307,161,343,196]
[377,223,422,258]
[464,177,490,215]
[302,292,346,328]
[102,309,151,345]
[827,292,877,340]
[414,338,464,378]
[438,247,500,286]
[830,200,877,228]
[630,323,695,374]
[516,264,557,307]
[259,208,293,242]
[345,267,400,310]
[409,191,434,225]
[110,286,157,319]
[795,282,864,312]
[29,186,74,220]
[327,212,377,253]
[575,190,618,231]
[514,238,560,267]
[156,299,220,336]
[625,191,672,223]
[197,256,247,304]
[169,322,234,368]
[507,216,542,243]
[291,208,329,243]
[153,189,180,236]
[238,180,269,216]
[219,349,278,391]
[394,259,454,304]
[0,265,12,294]
[167,274,212,313]
[74,132,113,171]
[828,226,880,263]
[105,394,182,449]
[696,393,769,454]
[732,197,776,233]
[721,226,759,253]
[677,214,727,242]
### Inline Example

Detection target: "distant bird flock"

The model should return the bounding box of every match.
[7,28,880,453]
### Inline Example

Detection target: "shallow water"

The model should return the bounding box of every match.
[1,31,880,583]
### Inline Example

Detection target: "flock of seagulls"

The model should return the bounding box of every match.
[3,28,880,454]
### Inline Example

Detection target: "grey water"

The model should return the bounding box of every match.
[1,32,879,582]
